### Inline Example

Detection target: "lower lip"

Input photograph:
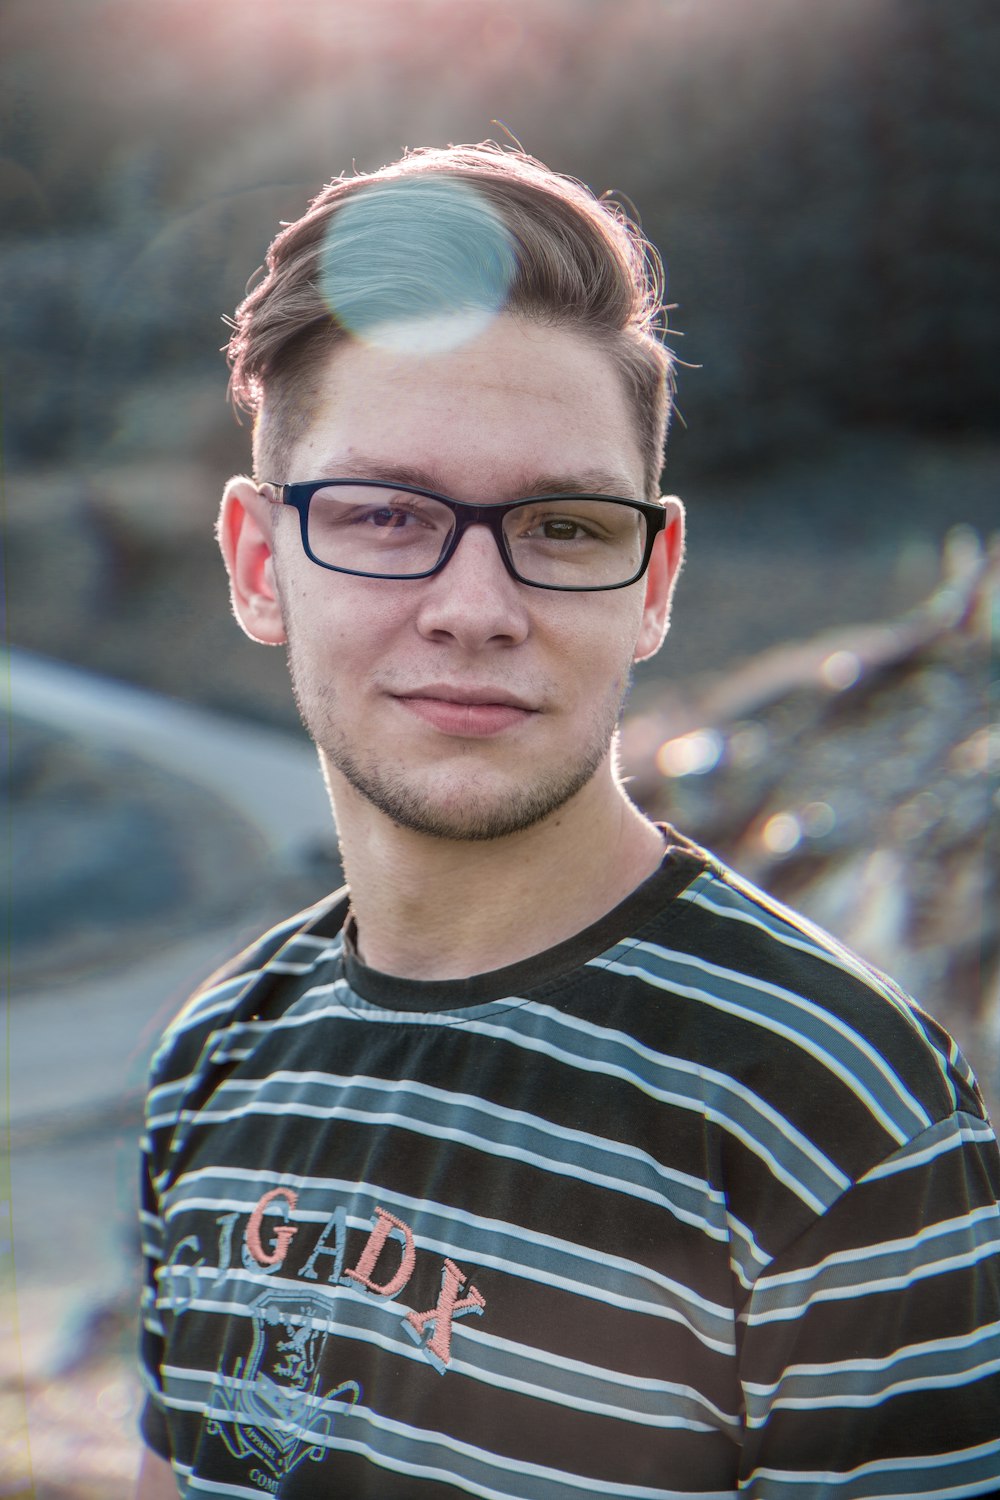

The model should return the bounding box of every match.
[397,697,535,736]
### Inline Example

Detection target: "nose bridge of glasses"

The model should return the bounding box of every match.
[443,499,519,576]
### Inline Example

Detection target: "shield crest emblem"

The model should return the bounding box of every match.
[208,1287,361,1479]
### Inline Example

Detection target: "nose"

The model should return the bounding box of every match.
[414,522,531,650]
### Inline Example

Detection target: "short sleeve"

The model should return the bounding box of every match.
[137,1134,172,1460]
[737,1110,1000,1496]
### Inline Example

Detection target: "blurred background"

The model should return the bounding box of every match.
[2,0,998,1493]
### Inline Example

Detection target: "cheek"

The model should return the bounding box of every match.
[554,605,642,692]
[283,573,414,645]
[585,594,647,659]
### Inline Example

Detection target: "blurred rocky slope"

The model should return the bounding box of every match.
[625,525,999,1116]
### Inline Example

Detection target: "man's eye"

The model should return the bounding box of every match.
[518,512,605,542]
[361,506,415,528]
[538,517,588,541]
[346,505,429,530]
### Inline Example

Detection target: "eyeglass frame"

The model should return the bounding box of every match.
[259,478,668,593]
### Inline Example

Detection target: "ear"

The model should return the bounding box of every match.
[217,476,287,645]
[633,495,685,663]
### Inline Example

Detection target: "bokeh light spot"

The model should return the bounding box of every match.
[727,720,769,768]
[761,811,802,855]
[891,790,943,843]
[96,1380,134,1421]
[820,649,861,692]
[655,728,723,777]
[802,800,836,839]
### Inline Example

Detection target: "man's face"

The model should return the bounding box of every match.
[230,314,679,842]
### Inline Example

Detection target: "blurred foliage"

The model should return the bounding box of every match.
[2,0,999,482]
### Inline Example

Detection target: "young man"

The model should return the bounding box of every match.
[137,146,1000,1499]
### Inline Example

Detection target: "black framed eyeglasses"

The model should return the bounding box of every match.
[261,479,666,592]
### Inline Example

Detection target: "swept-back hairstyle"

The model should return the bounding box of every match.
[226,143,675,498]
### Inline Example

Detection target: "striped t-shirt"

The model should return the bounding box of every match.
[139,836,1000,1498]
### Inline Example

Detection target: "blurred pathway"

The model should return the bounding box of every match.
[4,651,339,1496]
[8,648,331,865]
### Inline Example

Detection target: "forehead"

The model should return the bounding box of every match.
[278,315,646,499]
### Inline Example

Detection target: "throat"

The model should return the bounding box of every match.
[339,797,666,981]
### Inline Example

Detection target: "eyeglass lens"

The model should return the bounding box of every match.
[304,484,647,587]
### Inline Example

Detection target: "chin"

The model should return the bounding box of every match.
[332,756,607,844]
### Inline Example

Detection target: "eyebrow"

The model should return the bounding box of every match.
[306,459,640,500]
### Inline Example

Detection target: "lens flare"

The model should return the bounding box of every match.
[319,176,517,357]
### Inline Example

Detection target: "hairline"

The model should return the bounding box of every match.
[253,315,669,502]
[232,147,675,499]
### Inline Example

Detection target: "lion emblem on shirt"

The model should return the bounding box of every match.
[208,1287,361,1481]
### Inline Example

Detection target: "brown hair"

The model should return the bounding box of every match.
[226,144,675,498]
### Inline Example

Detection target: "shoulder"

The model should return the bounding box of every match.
[623,851,987,1162]
[148,887,351,1086]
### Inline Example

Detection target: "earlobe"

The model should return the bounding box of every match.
[633,495,685,663]
[217,476,287,646]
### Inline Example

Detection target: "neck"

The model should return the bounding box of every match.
[326,767,666,980]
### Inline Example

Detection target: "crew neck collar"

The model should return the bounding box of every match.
[333,827,708,1012]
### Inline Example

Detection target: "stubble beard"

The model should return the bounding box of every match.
[288,657,632,844]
